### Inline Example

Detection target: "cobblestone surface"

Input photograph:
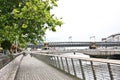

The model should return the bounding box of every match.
[15,54,79,80]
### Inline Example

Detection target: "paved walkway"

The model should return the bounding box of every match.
[0,55,23,80]
[15,54,79,80]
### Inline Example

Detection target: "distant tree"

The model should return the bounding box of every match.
[0,0,63,50]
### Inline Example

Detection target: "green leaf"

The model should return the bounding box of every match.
[12,9,20,14]
[51,27,56,32]
[22,24,28,28]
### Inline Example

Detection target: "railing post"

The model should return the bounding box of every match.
[60,57,65,71]
[65,57,70,73]
[48,56,51,64]
[57,56,61,69]
[45,56,48,63]
[79,59,86,80]
[90,61,96,80]
[71,58,77,77]
[51,56,54,66]
[107,63,114,80]
[49,56,52,65]
[53,56,57,67]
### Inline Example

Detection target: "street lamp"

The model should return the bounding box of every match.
[68,36,72,42]
[90,36,95,42]
[15,36,18,53]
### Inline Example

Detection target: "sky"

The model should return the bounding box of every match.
[45,0,120,42]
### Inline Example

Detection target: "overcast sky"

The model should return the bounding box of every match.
[46,0,120,42]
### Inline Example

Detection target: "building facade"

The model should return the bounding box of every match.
[102,33,120,49]
[102,33,120,42]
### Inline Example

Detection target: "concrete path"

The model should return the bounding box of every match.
[15,54,79,80]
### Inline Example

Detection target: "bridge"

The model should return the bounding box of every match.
[27,41,120,48]
[0,51,120,80]
[27,41,120,58]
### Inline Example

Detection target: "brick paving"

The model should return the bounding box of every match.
[15,54,79,80]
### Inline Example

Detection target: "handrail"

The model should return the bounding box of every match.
[34,53,120,64]
[0,54,23,80]
[33,53,120,80]
[0,53,22,69]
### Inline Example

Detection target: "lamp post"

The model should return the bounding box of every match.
[90,36,95,42]
[68,36,72,42]
[15,36,18,53]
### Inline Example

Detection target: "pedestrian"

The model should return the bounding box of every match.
[30,53,33,57]
[73,52,75,55]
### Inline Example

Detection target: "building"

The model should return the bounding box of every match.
[102,33,120,49]
[102,33,120,42]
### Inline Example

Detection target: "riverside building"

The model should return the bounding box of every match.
[102,33,120,49]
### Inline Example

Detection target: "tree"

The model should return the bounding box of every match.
[0,0,63,50]
[1,40,12,52]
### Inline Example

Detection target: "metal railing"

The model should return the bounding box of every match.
[0,55,11,69]
[33,53,120,80]
[0,53,22,69]
[0,53,23,80]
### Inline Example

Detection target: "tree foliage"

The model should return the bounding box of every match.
[0,0,63,47]
[1,40,12,50]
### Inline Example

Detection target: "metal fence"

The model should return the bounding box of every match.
[0,53,22,69]
[33,53,120,80]
[0,53,23,80]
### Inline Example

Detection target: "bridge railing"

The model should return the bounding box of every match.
[33,53,120,80]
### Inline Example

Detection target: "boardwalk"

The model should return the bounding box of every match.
[15,54,79,80]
